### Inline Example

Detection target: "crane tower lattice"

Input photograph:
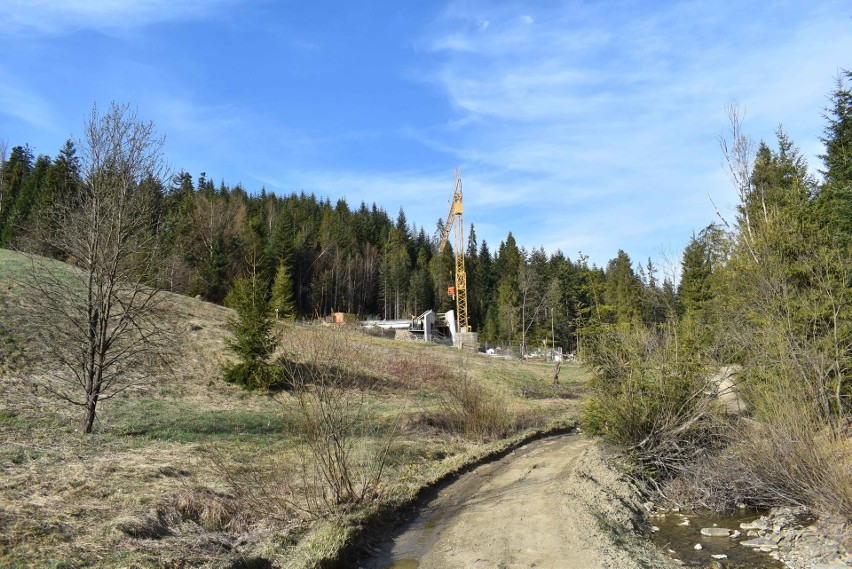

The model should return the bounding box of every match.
[438,170,469,334]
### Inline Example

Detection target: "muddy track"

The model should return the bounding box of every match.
[364,434,677,569]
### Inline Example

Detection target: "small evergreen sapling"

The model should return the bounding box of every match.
[223,271,279,389]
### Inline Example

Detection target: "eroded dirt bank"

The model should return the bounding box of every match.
[364,433,677,569]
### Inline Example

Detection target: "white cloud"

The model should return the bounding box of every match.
[0,71,59,132]
[0,0,236,35]
[409,0,852,265]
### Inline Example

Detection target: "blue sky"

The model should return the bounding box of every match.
[1,1,850,272]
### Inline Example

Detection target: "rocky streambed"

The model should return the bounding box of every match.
[649,505,851,568]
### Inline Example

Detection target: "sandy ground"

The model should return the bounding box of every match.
[365,434,677,569]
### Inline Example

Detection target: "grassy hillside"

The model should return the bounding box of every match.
[0,248,587,568]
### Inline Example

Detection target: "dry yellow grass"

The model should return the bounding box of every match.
[0,248,586,568]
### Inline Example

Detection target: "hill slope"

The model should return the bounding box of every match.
[0,248,584,567]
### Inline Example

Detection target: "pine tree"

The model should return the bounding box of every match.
[816,69,852,240]
[223,271,279,389]
[270,263,296,321]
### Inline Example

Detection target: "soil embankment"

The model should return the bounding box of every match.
[365,433,677,569]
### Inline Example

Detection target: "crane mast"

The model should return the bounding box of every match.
[438,170,469,334]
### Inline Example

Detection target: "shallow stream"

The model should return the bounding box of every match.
[651,509,784,567]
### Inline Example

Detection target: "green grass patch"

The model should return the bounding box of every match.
[0,409,66,431]
[0,247,34,280]
[493,360,589,397]
[108,399,292,443]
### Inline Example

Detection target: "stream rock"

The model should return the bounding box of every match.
[738,507,852,569]
[740,537,778,549]
[700,527,732,537]
[648,502,850,568]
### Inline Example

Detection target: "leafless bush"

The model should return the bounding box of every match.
[432,370,515,441]
[206,450,305,531]
[277,328,399,518]
[733,401,852,518]
[205,330,400,524]
[377,356,454,390]
[665,412,852,520]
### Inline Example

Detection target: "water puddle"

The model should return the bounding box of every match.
[651,509,784,567]
[370,459,510,568]
[379,560,419,569]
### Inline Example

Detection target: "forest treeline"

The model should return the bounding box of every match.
[1,136,683,354]
[0,71,849,365]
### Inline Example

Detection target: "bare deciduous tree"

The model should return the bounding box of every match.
[24,102,170,433]
[718,100,759,262]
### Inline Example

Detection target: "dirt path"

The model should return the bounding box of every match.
[365,434,677,569]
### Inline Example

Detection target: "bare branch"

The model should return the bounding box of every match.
[22,102,172,433]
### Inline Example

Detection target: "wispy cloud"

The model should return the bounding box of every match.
[0,0,237,35]
[408,0,852,264]
[0,71,60,135]
[146,93,324,187]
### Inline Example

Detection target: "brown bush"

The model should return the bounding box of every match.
[378,357,454,390]
[733,403,852,518]
[663,409,852,519]
[430,372,516,442]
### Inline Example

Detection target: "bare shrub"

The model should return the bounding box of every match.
[377,356,454,390]
[277,327,399,518]
[206,450,305,531]
[733,400,852,518]
[205,330,399,525]
[666,416,852,520]
[433,370,515,441]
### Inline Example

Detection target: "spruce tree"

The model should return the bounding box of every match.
[223,271,279,389]
[270,263,296,321]
[604,250,641,324]
[816,69,852,240]
[677,234,712,316]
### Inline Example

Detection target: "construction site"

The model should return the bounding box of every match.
[326,170,479,350]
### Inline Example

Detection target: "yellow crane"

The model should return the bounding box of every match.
[438,170,469,334]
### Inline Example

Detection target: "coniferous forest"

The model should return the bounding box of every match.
[0,126,675,356]
[0,72,849,365]
[2,73,851,370]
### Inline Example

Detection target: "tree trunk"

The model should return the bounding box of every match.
[80,394,98,433]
